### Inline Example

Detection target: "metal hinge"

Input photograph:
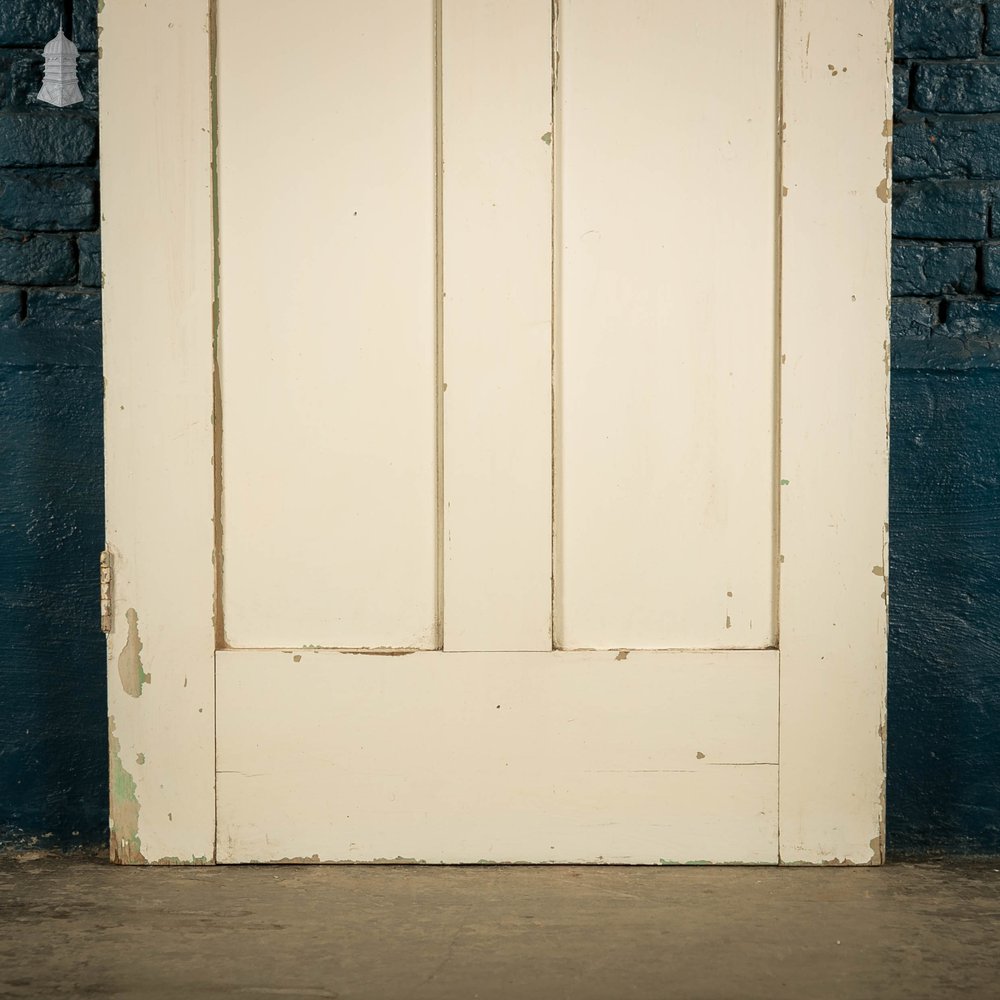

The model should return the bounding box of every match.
[100,549,113,633]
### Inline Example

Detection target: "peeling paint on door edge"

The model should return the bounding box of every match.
[109,715,145,864]
[117,607,151,697]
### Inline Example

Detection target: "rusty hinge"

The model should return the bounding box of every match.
[100,548,113,633]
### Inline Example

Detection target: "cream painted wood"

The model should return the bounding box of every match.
[216,0,438,650]
[102,0,890,866]
[100,0,216,864]
[777,0,891,865]
[217,649,778,864]
[441,0,553,652]
[555,0,779,651]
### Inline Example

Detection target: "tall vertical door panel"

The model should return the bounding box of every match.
[217,0,438,649]
[555,0,779,650]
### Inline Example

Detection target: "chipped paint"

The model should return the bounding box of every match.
[108,716,144,864]
[135,752,145,765]
[117,608,150,697]
[341,649,417,657]
[615,649,629,661]
[876,139,892,204]
[541,131,552,145]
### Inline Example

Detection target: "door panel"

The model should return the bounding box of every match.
[556,0,779,650]
[217,649,779,864]
[217,0,439,649]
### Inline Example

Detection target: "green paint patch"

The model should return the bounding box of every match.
[117,608,150,697]
[541,131,552,145]
[109,716,144,864]
[780,479,790,486]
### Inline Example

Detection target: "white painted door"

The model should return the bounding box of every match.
[100,0,891,865]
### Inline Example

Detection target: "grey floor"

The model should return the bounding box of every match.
[1,854,998,999]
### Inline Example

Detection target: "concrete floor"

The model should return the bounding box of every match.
[1,855,998,999]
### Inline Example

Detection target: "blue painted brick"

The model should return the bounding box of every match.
[894,118,1000,180]
[889,299,948,370]
[892,297,939,340]
[2,51,44,110]
[990,192,1000,235]
[0,233,75,285]
[0,113,97,168]
[77,56,98,113]
[0,172,97,231]
[0,287,22,326]
[895,1,983,59]
[892,242,978,296]
[987,5,1000,54]
[891,301,1000,370]
[915,64,1000,114]
[73,0,99,52]
[893,182,990,239]
[0,3,60,46]
[25,290,101,327]
[77,232,101,288]
[895,65,911,116]
[981,243,1000,292]
[943,300,1000,337]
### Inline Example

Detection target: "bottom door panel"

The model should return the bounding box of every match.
[216,649,778,864]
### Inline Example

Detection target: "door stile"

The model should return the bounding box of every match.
[777,0,891,865]
[101,0,217,864]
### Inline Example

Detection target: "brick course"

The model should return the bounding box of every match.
[892,1,1000,369]
[0,10,99,332]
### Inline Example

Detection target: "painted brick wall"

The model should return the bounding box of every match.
[0,0,106,849]
[1,1,999,855]
[889,0,1000,853]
